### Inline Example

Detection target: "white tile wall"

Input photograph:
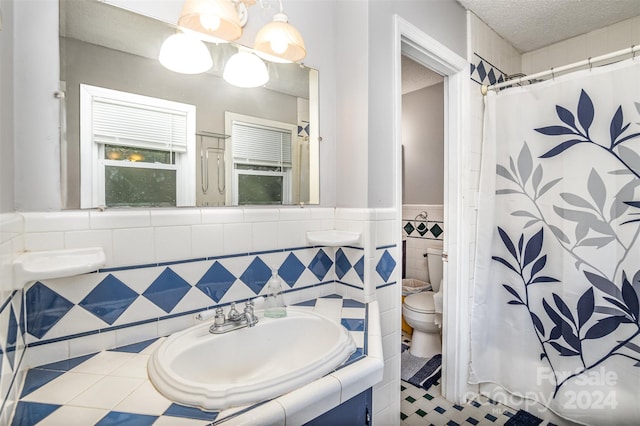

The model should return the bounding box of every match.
[18,208,338,268]
[9,207,400,423]
[402,204,444,282]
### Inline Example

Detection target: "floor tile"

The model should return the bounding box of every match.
[153,416,211,426]
[163,403,219,421]
[36,405,109,425]
[21,372,103,405]
[37,353,98,372]
[140,338,165,355]
[10,401,60,426]
[110,338,158,354]
[95,411,157,426]
[67,376,145,409]
[113,381,173,416]
[110,354,151,379]
[20,369,65,398]
[70,351,136,375]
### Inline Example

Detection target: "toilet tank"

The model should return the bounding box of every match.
[426,248,443,292]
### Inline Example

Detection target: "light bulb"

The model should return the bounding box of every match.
[199,14,221,31]
[270,37,288,55]
[159,33,213,74]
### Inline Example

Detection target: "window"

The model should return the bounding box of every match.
[80,84,195,208]
[225,113,296,205]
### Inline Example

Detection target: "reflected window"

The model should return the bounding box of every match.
[80,85,196,208]
[227,113,295,205]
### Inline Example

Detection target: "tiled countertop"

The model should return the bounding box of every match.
[12,295,383,425]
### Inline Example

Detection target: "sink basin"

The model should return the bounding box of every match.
[147,307,356,410]
[13,247,106,289]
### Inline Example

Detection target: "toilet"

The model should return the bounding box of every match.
[402,247,443,359]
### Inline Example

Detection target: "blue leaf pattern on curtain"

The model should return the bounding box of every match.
[472,59,640,425]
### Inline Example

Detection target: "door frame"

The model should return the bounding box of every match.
[392,15,471,403]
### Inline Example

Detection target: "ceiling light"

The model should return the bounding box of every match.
[254,10,306,63]
[159,32,213,74]
[223,50,269,88]
[178,0,242,42]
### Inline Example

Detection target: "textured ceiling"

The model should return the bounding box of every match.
[457,0,640,52]
[401,56,443,94]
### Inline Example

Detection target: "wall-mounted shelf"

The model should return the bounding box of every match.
[306,230,361,247]
[13,247,106,289]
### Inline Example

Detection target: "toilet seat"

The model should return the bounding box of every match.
[404,291,435,314]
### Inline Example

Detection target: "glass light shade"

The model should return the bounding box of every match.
[223,51,269,88]
[178,0,242,42]
[159,33,213,74]
[254,12,306,63]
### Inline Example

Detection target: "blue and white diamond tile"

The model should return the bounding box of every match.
[354,256,365,283]
[25,282,74,339]
[168,259,216,287]
[239,257,272,295]
[334,248,352,280]
[279,252,306,287]
[167,287,213,315]
[219,281,258,305]
[39,272,107,304]
[26,305,107,344]
[470,53,506,86]
[195,261,237,303]
[78,275,139,326]
[109,266,164,294]
[111,297,166,327]
[289,269,324,290]
[308,249,333,281]
[142,267,191,314]
[374,248,398,286]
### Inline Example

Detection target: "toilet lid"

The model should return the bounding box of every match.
[404,291,435,313]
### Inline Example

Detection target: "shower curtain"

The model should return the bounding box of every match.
[471,58,640,425]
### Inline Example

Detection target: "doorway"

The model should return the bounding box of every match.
[392,15,470,404]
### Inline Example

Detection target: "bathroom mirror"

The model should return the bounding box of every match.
[60,0,319,208]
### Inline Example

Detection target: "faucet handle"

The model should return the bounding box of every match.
[214,307,225,326]
[227,302,241,321]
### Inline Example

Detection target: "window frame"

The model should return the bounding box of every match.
[80,84,196,208]
[224,112,296,205]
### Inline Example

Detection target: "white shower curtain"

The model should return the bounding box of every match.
[472,58,640,425]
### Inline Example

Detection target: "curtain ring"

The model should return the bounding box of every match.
[632,45,637,60]
[588,57,592,71]
[550,67,555,80]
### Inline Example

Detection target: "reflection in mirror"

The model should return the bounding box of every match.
[60,0,319,208]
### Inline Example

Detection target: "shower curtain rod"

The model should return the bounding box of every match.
[481,44,640,95]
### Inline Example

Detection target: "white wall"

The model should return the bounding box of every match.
[402,83,444,205]
[13,0,61,212]
[365,1,467,209]
[0,0,14,214]
[522,14,640,75]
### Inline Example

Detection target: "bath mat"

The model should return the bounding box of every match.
[504,410,543,426]
[400,351,441,391]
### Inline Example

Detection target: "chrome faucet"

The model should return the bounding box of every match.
[209,301,258,334]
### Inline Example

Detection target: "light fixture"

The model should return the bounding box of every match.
[223,49,269,88]
[160,0,305,78]
[159,32,213,74]
[253,6,306,63]
[177,0,242,42]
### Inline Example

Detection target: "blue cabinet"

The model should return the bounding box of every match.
[305,388,372,425]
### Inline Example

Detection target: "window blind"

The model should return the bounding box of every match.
[92,97,188,152]
[232,121,292,166]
